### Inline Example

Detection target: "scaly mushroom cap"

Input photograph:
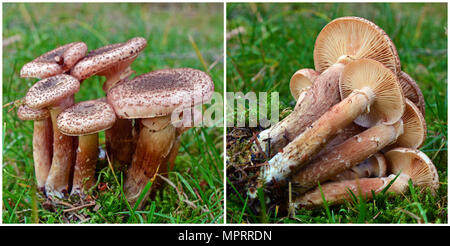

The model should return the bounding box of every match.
[70,37,147,80]
[314,16,400,74]
[20,42,87,79]
[398,71,425,115]
[385,148,439,192]
[25,74,80,109]
[17,105,50,121]
[56,100,116,136]
[289,69,318,100]
[395,99,427,149]
[107,68,214,119]
[340,59,405,127]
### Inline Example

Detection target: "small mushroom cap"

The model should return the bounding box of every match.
[70,37,147,80]
[398,71,425,115]
[289,69,319,100]
[314,16,400,74]
[107,68,214,119]
[17,105,50,121]
[340,59,405,127]
[25,74,80,109]
[20,42,87,79]
[395,98,427,149]
[56,100,116,136]
[385,147,439,192]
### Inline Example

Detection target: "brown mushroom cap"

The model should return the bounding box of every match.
[395,98,427,149]
[340,59,405,127]
[25,74,80,109]
[56,100,116,136]
[107,68,214,119]
[20,42,87,79]
[385,148,439,192]
[398,71,425,115]
[70,37,147,80]
[289,69,319,100]
[17,105,50,121]
[314,16,400,74]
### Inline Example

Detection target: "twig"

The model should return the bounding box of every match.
[63,202,96,213]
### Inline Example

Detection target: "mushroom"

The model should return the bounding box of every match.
[294,148,439,208]
[25,74,80,198]
[17,105,53,193]
[290,98,426,194]
[56,99,116,196]
[330,153,387,181]
[256,17,400,156]
[289,68,319,102]
[71,37,147,167]
[262,59,404,184]
[20,42,87,79]
[398,71,425,115]
[107,68,214,207]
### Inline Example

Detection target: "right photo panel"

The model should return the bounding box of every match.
[226,3,447,223]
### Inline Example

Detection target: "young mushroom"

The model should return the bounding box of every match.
[107,68,214,208]
[17,105,53,193]
[256,17,401,157]
[289,68,319,102]
[330,153,387,181]
[294,148,439,208]
[25,74,80,198]
[71,37,147,167]
[20,42,87,79]
[262,59,404,184]
[56,99,116,196]
[290,98,426,194]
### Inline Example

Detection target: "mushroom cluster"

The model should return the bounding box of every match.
[17,37,214,208]
[254,17,439,209]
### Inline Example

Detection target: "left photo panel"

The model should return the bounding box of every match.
[2,2,224,224]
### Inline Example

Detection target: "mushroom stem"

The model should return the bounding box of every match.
[45,96,75,199]
[102,59,135,92]
[124,118,176,208]
[257,62,346,156]
[263,86,375,184]
[330,153,386,181]
[32,117,53,193]
[294,174,409,208]
[290,121,403,194]
[105,118,135,167]
[71,133,99,196]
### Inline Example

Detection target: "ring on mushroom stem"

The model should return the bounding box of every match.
[256,17,401,157]
[17,105,53,194]
[56,99,116,197]
[290,98,426,194]
[20,42,87,79]
[107,68,214,208]
[71,37,147,168]
[262,59,405,185]
[294,148,439,208]
[25,74,80,199]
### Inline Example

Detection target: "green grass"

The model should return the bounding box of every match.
[2,3,224,224]
[226,3,447,223]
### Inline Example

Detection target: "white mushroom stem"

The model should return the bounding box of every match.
[291,121,403,194]
[263,86,375,184]
[33,117,53,193]
[45,96,75,198]
[257,61,349,156]
[71,133,99,196]
[294,174,410,208]
[124,117,176,208]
